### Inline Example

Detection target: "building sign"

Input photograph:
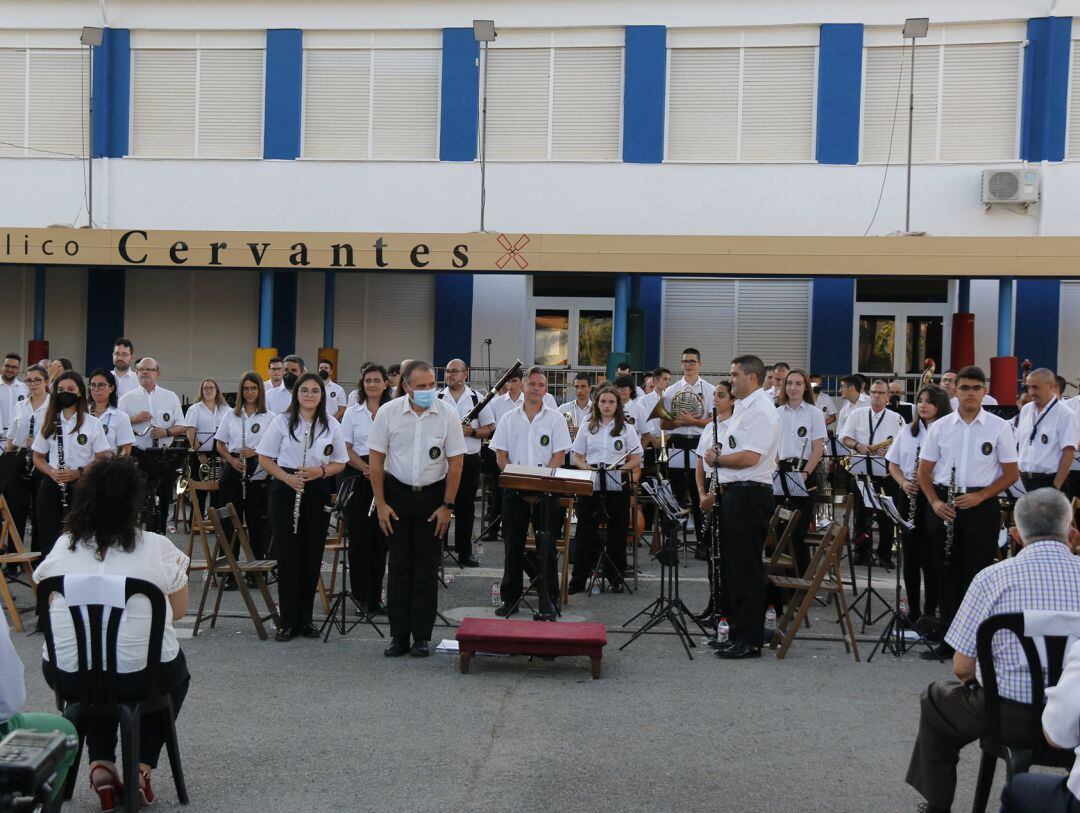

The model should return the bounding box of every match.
[1,227,1078,277]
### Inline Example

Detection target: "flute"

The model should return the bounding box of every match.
[293,422,311,534]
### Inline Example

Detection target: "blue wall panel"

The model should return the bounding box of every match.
[1021,17,1072,163]
[433,274,474,365]
[810,279,855,376]
[1014,279,1060,370]
[264,30,302,160]
[638,275,663,369]
[91,28,130,158]
[816,24,863,165]
[439,29,480,161]
[84,269,126,373]
[623,26,666,164]
[271,271,297,355]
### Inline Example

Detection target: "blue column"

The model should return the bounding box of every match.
[957,278,971,313]
[33,267,46,341]
[270,272,297,355]
[91,28,130,157]
[322,270,335,348]
[84,269,126,371]
[264,30,302,160]
[623,26,666,163]
[433,275,474,365]
[613,275,631,352]
[1021,17,1072,162]
[439,29,480,161]
[816,24,864,165]
[810,279,855,375]
[1014,279,1061,368]
[638,276,663,369]
[997,278,1014,358]
[258,269,274,347]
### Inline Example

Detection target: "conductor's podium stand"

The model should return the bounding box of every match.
[455,618,608,679]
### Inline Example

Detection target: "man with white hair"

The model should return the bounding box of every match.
[906,488,1080,813]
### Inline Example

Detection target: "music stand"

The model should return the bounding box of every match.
[584,465,634,596]
[847,474,893,632]
[620,478,709,660]
[320,477,384,641]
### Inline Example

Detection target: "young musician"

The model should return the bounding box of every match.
[489,367,572,617]
[87,369,135,456]
[614,375,653,448]
[0,353,27,443]
[264,357,284,392]
[369,360,465,658]
[340,364,392,616]
[1016,367,1076,493]
[317,359,347,421]
[215,372,273,561]
[886,384,950,627]
[558,373,592,439]
[181,379,228,502]
[695,381,734,625]
[257,373,347,641]
[569,385,642,594]
[110,338,138,399]
[917,366,1019,659]
[266,355,304,415]
[31,372,110,558]
[3,365,49,544]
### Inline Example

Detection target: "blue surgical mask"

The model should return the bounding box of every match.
[411,389,437,409]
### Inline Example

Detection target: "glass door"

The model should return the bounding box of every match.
[530,297,614,369]
[858,315,895,374]
[905,316,943,375]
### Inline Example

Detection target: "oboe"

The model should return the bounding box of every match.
[906,445,921,527]
[943,464,957,564]
[292,421,311,534]
[702,408,721,534]
[23,415,35,477]
[54,413,68,511]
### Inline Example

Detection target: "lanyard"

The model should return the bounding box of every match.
[1028,398,1059,443]
[868,409,885,443]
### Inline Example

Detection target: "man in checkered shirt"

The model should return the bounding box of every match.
[906,488,1080,813]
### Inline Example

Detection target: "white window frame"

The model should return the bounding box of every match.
[0,42,90,159]
[851,293,955,377]
[528,295,616,370]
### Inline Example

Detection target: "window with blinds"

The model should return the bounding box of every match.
[130,48,264,158]
[861,42,1020,163]
[302,48,440,160]
[666,46,816,162]
[1068,41,1080,160]
[485,46,622,161]
[0,49,88,158]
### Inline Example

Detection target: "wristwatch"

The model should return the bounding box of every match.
[442,501,455,510]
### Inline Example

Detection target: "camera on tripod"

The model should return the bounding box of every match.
[0,729,76,812]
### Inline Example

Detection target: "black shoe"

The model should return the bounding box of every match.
[852,550,871,567]
[410,640,430,657]
[919,643,954,661]
[223,578,239,592]
[459,555,481,568]
[568,583,586,595]
[298,623,320,639]
[694,547,709,562]
[608,582,625,594]
[494,602,519,618]
[708,639,735,651]
[274,626,296,642]
[715,640,762,660]
[916,615,945,643]
[384,639,410,657]
[366,603,386,617]
[876,555,895,569]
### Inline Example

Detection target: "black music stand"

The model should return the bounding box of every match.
[133,447,186,533]
[584,465,633,596]
[320,477,384,641]
[505,490,560,622]
[847,473,893,632]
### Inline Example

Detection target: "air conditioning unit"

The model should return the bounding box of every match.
[981,168,1039,205]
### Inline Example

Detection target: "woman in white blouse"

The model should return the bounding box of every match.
[87,369,135,456]
[34,455,190,810]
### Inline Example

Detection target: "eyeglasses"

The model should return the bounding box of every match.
[89,382,110,390]
[445,368,466,375]
[680,359,699,365]
[26,377,45,385]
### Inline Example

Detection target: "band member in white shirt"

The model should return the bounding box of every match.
[266,355,305,415]
[110,338,138,399]
[1015,367,1076,493]
[837,375,871,434]
[615,362,645,399]
[264,356,284,392]
[1,362,42,546]
[31,372,110,558]
[369,360,465,658]
[695,381,734,625]
[87,369,134,456]
[558,373,592,439]
[769,362,791,404]
[0,353,27,443]
[181,379,228,502]
[614,375,652,448]
[569,385,642,594]
[811,375,838,432]
[317,359,347,421]
[341,364,393,615]
[257,373,347,641]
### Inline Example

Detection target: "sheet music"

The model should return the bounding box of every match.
[849,454,888,478]
[772,471,810,498]
[878,496,914,531]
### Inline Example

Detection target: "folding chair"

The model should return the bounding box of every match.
[763,506,801,577]
[767,522,860,661]
[196,505,280,640]
[319,513,347,610]
[0,494,39,632]
[182,482,218,575]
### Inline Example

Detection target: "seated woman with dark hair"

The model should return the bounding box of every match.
[33,456,191,811]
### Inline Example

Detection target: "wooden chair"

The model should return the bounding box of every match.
[523,497,575,608]
[182,482,218,575]
[318,507,347,613]
[767,522,860,662]
[0,495,39,632]
[195,504,280,640]
[763,506,801,577]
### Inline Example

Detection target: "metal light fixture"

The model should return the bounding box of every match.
[80,27,104,228]
[473,20,496,232]
[902,18,929,234]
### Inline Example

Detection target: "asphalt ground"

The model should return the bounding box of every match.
[5,532,1017,813]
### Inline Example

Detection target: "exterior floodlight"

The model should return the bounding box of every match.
[80,26,104,47]
[472,20,496,42]
[902,18,929,39]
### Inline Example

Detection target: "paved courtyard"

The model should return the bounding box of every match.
[7,538,1013,812]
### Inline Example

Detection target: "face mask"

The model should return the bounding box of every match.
[411,389,437,409]
[55,391,78,409]
[283,373,299,390]
[318,370,330,381]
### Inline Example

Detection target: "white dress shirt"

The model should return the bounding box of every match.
[662,377,716,469]
[490,404,573,467]
[323,379,347,415]
[118,385,183,450]
[93,405,135,453]
[622,398,651,438]
[366,395,466,487]
[8,396,50,449]
[837,393,870,434]
[340,402,378,457]
[437,386,495,456]
[558,399,592,431]
[885,422,930,481]
[816,391,838,427]
[31,412,110,468]
[949,393,999,411]
[840,406,906,450]
[0,378,28,436]
[1043,639,1080,801]
[490,391,557,426]
[111,369,139,399]
[1016,397,1077,474]
[215,408,272,480]
[920,409,1019,488]
[180,401,228,452]
[713,387,780,485]
[777,401,827,461]
[695,415,731,478]
[256,413,347,469]
[638,390,663,437]
[265,386,292,415]
[570,419,642,491]
[347,389,360,407]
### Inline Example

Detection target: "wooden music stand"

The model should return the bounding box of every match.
[0,495,39,632]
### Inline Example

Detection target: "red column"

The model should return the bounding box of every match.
[989,356,1018,406]
[27,340,48,366]
[950,313,974,370]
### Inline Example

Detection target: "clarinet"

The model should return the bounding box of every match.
[54,413,68,511]
[906,445,920,527]
[943,464,957,564]
[240,417,248,505]
[702,408,720,534]
[292,421,311,534]
[23,415,35,477]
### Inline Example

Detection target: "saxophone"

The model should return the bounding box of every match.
[943,464,957,564]
[54,413,68,511]
[293,421,311,534]
[907,445,920,527]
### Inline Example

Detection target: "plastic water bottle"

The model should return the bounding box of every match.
[444,573,455,586]
[491,582,501,606]
[899,594,909,619]
[476,541,485,563]
[766,606,777,628]
[717,618,729,643]
[590,581,601,596]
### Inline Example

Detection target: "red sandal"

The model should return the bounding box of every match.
[137,766,155,807]
[89,763,123,812]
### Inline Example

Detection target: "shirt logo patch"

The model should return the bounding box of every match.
[797,426,807,437]
[251,423,260,433]
[1041,433,1049,445]
[163,412,171,422]
[728,435,737,449]
[539,434,550,447]
[429,446,442,460]
[103,426,109,435]
[323,444,333,456]
[614,439,624,451]
[76,433,87,445]
[981,441,993,456]
[16,395,23,401]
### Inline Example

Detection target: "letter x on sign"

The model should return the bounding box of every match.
[496,234,530,270]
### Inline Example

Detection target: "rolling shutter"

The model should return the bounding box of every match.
[661,279,736,370]
[371,49,440,160]
[44,268,87,373]
[740,47,816,161]
[861,46,940,163]
[550,47,622,160]
[190,270,258,384]
[939,43,1019,161]
[1060,282,1080,374]
[485,48,551,160]
[331,273,365,386]
[131,49,197,158]
[303,50,371,159]
[0,267,33,354]
[123,269,193,393]
[197,49,263,158]
[1068,42,1080,159]
[363,273,435,366]
[28,50,88,157]
[0,50,26,157]
[734,279,810,368]
[666,48,739,161]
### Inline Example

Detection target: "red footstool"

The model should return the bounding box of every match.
[455,617,608,679]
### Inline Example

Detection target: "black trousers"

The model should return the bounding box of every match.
[134,459,177,535]
[500,491,558,611]
[668,436,703,540]
[851,473,896,559]
[480,446,502,536]
[217,462,269,559]
[267,477,331,629]
[924,492,1000,628]
[905,680,1041,810]
[384,476,443,644]
[452,453,481,557]
[1020,472,1058,493]
[1,467,35,547]
[34,477,69,560]
[1001,774,1080,813]
[342,470,387,611]
[1068,470,1080,502]
[896,491,937,619]
[719,484,774,648]
[571,491,629,587]
[44,651,190,769]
